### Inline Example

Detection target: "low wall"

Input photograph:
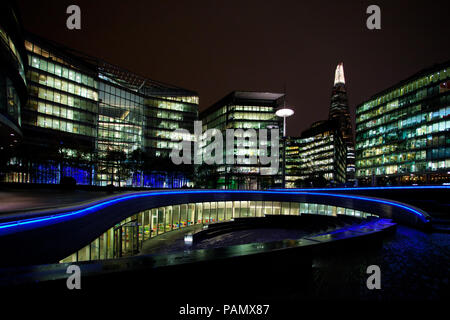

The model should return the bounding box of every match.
[0,190,429,267]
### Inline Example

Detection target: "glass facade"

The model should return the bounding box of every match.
[24,44,99,137]
[144,96,197,157]
[0,76,23,127]
[286,120,346,188]
[200,92,283,189]
[329,63,355,183]
[60,200,377,263]
[355,61,450,185]
[3,35,199,187]
[0,1,27,152]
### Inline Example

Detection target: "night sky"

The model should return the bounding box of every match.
[16,0,450,136]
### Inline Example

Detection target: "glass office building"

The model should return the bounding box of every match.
[329,62,355,183]
[355,60,450,185]
[4,33,198,187]
[286,120,346,188]
[0,1,27,155]
[200,91,283,189]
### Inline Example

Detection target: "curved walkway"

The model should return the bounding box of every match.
[0,189,430,267]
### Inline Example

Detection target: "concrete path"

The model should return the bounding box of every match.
[0,188,122,216]
[140,224,204,255]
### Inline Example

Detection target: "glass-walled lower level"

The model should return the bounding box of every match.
[60,200,377,263]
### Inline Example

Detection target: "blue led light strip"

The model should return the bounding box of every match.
[0,189,431,233]
[270,186,450,192]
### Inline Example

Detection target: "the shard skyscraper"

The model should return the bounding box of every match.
[329,62,355,183]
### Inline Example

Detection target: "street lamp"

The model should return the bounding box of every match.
[275,106,294,188]
[275,108,295,137]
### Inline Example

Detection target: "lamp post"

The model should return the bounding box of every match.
[275,107,294,188]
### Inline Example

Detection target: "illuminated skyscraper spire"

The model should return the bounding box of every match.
[329,62,355,183]
[334,62,345,85]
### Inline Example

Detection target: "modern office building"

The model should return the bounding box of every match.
[3,32,199,187]
[355,60,450,185]
[0,1,27,154]
[200,91,284,189]
[329,62,355,183]
[286,120,346,187]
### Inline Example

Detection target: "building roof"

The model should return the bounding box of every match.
[200,91,285,117]
[358,59,450,106]
[233,91,285,101]
[300,119,339,138]
[24,32,198,97]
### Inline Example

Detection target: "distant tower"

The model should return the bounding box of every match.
[329,62,355,183]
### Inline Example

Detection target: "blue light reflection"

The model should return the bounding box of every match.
[0,189,433,234]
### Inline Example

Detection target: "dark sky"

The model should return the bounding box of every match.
[16,0,450,136]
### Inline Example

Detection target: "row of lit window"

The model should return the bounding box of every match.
[25,40,77,69]
[98,123,142,137]
[356,160,450,177]
[297,145,334,158]
[97,141,140,154]
[358,143,397,158]
[99,81,143,103]
[230,112,277,121]
[226,121,279,130]
[298,131,333,144]
[357,100,401,123]
[231,105,274,112]
[34,115,96,137]
[98,74,198,107]
[296,138,334,152]
[98,122,141,135]
[151,110,184,121]
[29,70,98,101]
[146,138,180,150]
[151,95,199,105]
[31,99,96,125]
[356,120,450,151]
[357,68,449,114]
[147,129,193,141]
[96,110,191,133]
[203,106,277,128]
[98,131,143,143]
[150,119,183,130]
[358,133,448,155]
[356,89,447,124]
[146,98,198,114]
[60,200,374,263]
[357,147,450,169]
[28,53,97,89]
[28,85,98,114]
[99,95,144,114]
[357,150,427,167]
[296,163,334,173]
[26,47,198,114]
[357,88,435,124]
[97,109,144,125]
[299,157,334,167]
[356,104,449,132]
[285,171,337,184]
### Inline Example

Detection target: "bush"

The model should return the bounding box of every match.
[60,176,76,190]
[106,183,115,193]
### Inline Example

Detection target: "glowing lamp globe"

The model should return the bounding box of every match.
[275,108,294,117]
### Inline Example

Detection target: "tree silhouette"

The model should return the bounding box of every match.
[103,149,130,187]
